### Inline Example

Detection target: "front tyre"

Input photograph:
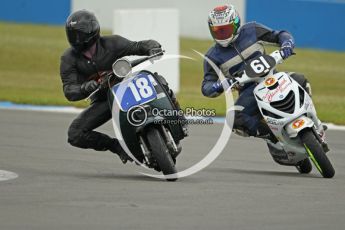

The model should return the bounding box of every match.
[146,127,177,181]
[300,129,335,178]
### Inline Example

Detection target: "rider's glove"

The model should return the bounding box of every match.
[280,39,294,59]
[149,47,163,56]
[140,40,162,56]
[81,80,99,94]
[212,81,224,93]
[211,78,234,93]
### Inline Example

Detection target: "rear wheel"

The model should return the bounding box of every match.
[299,129,335,178]
[295,158,312,174]
[146,127,177,181]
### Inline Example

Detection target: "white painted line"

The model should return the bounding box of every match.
[0,104,82,114]
[325,123,345,131]
[0,170,18,182]
[1,103,345,131]
[3,106,83,114]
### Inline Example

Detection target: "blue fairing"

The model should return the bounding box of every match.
[112,72,157,111]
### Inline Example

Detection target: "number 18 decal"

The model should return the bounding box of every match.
[128,77,154,101]
[112,73,157,111]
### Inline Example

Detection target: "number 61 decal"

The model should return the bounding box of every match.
[250,56,271,74]
[245,54,276,78]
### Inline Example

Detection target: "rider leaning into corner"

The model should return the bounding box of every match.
[60,10,178,164]
[202,4,325,146]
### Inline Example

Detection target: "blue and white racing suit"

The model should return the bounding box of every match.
[202,22,308,136]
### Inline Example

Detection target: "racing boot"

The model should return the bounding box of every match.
[232,128,250,137]
[232,121,277,143]
[255,121,278,143]
[109,139,133,164]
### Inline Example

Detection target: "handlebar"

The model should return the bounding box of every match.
[85,72,117,101]
[85,50,165,101]
[130,50,165,67]
[227,50,287,88]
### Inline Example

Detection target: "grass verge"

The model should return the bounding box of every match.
[1,22,345,124]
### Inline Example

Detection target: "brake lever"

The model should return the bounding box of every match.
[130,50,165,67]
[85,87,101,101]
[228,79,239,91]
[279,50,297,59]
[221,78,238,92]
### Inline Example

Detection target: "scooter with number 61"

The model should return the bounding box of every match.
[227,50,335,178]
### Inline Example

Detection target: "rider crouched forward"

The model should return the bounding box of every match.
[202,4,313,141]
[60,10,180,163]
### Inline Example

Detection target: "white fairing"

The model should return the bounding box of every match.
[230,50,323,165]
[253,72,319,164]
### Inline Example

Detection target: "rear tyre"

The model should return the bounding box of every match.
[146,127,177,181]
[295,158,312,174]
[299,129,335,178]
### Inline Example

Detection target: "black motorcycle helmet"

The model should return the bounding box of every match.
[65,10,100,52]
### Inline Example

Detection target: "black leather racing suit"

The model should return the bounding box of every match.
[60,35,159,152]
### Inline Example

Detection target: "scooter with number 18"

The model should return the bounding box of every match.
[87,51,188,181]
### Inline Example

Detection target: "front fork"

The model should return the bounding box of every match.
[138,124,181,167]
[160,125,182,158]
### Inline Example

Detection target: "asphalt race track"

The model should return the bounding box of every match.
[1,109,345,230]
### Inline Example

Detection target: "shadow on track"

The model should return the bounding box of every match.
[38,169,202,183]
[207,167,321,178]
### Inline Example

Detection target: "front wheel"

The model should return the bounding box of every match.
[146,127,177,181]
[299,129,335,178]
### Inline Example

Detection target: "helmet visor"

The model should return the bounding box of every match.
[67,30,92,45]
[209,22,236,40]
